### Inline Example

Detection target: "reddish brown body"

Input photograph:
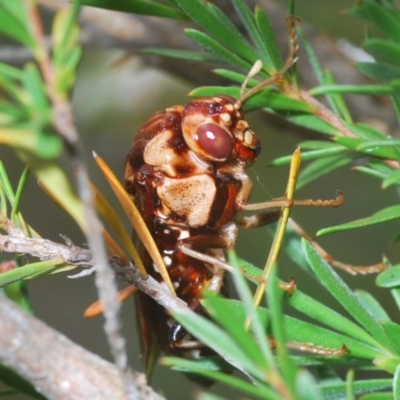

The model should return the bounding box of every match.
[124,95,260,362]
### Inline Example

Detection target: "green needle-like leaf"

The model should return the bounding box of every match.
[185,29,251,71]
[212,68,260,84]
[172,311,267,381]
[254,5,283,70]
[219,298,383,360]
[0,7,34,48]
[0,257,65,287]
[381,322,400,353]
[270,146,348,166]
[351,0,400,42]
[302,239,396,353]
[77,0,187,19]
[395,363,400,399]
[309,83,400,96]
[365,39,400,65]
[0,127,63,160]
[176,0,257,63]
[0,1,29,27]
[318,204,400,236]
[267,267,297,396]
[161,357,278,400]
[296,153,357,189]
[376,265,400,288]
[383,169,400,188]
[299,28,324,85]
[10,166,29,225]
[240,257,382,349]
[334,137,400,160]
[375,356,400,374]
[287,289,382,350]
[0,364,46,400]
[355,139,400,161]
[323,70,352,123]
[232,0,273,71]
[190,86,313,113]
[345,369,355,400]
[0,64,28,107]
[355,62,400,82]
[207,2,258,62]
[355,290,391,322]
[227,251,277,373]
[0,161,15,210]
[202,291,269,371]
[139,48,217,62]
[365,161,395,178]
[349,123,388,140]
[286,114,340,136]
[321,379,392,399]
[24,63,49,116]
[246,91,313,112]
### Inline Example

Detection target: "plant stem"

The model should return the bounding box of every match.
[23,2,137,398]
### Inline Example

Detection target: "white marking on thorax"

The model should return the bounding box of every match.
[143,130,177,176]
[178,230,190,240]
[220,112,231,125]
[163,255,172,267]
[173,281,180,289]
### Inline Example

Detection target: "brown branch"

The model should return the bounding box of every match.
[0,220,91,264]
[297,89,358,138]
[0,225,258,384]
[0,222,193,316]
[24,1,135,395]
[0,292,165,400]
[0,221,193,397]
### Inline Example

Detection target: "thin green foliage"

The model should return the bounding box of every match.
[10,167,29,222]
[318,205,400,236]
[1,0,400,398]
[302,240,396,354]
[77,0,188,19]
[267,267,297,397]
[0,364,45,400]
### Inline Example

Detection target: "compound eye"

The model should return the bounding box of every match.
[197,123,234,160]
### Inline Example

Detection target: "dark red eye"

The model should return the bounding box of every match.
[197,123,233,160]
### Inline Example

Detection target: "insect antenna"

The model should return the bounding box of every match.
[235,16,299,109]
[234,60,264,110]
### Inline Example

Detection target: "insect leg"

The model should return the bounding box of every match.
[288,219,386,275]
[237,203,384,274]
[177,232,235,274]
[239,191,344,212]
[236,209,281,229]
[236,190,342,229]
[269,337,348,357]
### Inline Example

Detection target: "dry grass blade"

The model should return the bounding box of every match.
[93,152,176,295]
[84,285,138,317]
[246,148,301,329]
[91,182,146,276]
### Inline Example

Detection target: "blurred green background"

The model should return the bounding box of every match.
[1,0,400,398]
